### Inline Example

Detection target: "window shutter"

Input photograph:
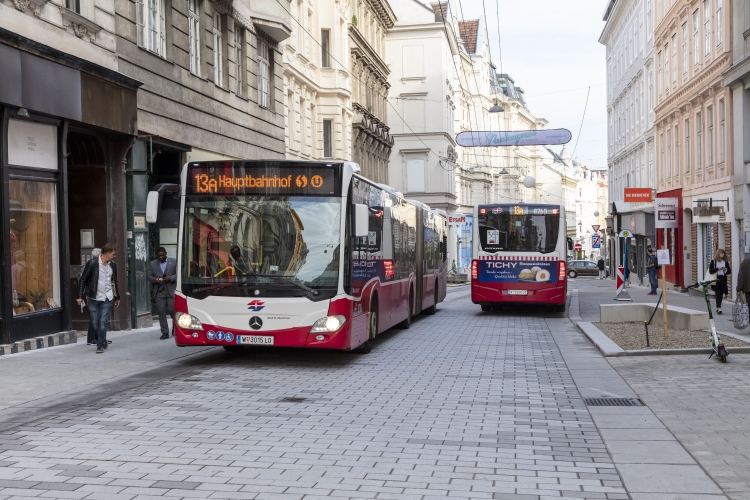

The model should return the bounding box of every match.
[136,0,144,47]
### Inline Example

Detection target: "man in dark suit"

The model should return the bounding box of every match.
[148,247,177,340]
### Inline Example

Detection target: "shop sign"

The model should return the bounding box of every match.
[448,214,467,225]
[624,188,653,202]
[655,198,679,229]
[693,206,723,217]
[7,119,58,170]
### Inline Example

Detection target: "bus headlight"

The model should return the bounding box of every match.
[176,312,203,330]
[310,315,346,333]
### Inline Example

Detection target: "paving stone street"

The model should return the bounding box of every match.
[0,281,746,499]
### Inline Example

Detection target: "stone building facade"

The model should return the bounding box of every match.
[653,0,734,289]
[282,0,393,184]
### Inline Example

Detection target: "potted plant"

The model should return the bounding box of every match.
[27,289,48,311]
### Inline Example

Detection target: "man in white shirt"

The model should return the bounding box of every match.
[77,243,120,353]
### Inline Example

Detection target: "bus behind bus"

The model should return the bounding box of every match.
[471,204,567,312]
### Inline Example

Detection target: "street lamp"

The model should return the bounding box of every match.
[489,100,504,113]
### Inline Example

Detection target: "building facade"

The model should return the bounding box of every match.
[600,0,657,283]
[1,0,140,343]
[723,0,750,264]
[282,0,394,184]
[653,0,734,289]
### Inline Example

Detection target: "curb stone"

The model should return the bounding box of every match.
[575,321,750,356]
[0,331,77,356]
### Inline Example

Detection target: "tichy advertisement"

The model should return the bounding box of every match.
[478,259,558,284]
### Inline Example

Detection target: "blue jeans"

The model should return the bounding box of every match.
[648,271,658,293]
[88,298,114,350]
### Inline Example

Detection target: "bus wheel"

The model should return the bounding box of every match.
[481,305,493,312]
[424,284,438,315]
[396,289,413,329]
[223,345,244,353]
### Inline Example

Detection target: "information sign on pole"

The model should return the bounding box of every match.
[592,225,600,233]
[657,249,670,266]
[592,235,601,249]
[618,229,633,238]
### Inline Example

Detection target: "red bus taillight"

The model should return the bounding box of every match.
[471,260,478,281]
[558,261,566,282]
[383,260,395,281]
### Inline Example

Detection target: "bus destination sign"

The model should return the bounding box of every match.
[189,164,339,196]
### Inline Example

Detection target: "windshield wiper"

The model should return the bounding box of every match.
[191,274,319,296]
[250,274,320,296]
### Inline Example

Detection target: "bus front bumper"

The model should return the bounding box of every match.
[174,322,352,350]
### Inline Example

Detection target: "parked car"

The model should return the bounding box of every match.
[567,260,600,278]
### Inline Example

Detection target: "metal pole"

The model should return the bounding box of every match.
[663,229,668,338]
[624,237,627,290]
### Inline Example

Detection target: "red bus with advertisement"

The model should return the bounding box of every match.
[470,204,567,311]
[146,160,447,353]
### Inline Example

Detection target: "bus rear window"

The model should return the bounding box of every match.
[478,206,559,253]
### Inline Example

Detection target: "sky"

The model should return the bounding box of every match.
[423,0,608,170]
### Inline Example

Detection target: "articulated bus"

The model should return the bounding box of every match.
[471,203,567,312]
[146,160,447,353]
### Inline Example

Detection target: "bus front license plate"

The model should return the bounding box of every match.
[238,335,274,345]
[507,290,528,295]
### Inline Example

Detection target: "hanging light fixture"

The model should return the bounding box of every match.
[499,168,509,175]
[489,100,504,113]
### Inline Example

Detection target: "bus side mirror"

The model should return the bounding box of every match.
[353,204,369,238]
[146,191,160,223]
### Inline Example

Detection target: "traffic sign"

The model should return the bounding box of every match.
[592,225,600,233]
[574,243,582,251]
[618,229,633,238]
[592,235,601,249]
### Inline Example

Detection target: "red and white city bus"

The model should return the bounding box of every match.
[471,204,567,312]
[146,160,447,353]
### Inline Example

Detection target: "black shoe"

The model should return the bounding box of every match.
[717,309,723,315]
[160,334,169,340]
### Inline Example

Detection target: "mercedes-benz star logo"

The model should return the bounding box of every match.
[249,316,263,330]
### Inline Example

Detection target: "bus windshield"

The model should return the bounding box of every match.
[477,205,559,254]
[182,196,341,293]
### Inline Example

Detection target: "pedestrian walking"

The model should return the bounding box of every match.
[645,248,659,295]
[77,243,120,354]
[597,256,605,279]
[78,248,102,346]
[450,259,458,275]
[709,248,731,315]
[148,247,177,340]
[736,254,750,303]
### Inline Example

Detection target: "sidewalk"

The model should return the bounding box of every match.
[574,277,750,337]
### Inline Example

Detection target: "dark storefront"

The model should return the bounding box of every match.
[0,33,140,344]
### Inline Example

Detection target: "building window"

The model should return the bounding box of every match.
[9,180,61,316]
[66,0,80,13]
[647,0,653,35]
[667,129,672,178]
[704,0,711,57]
[323,119,333,158]
[257,40,270,108]
[213,14,223,87]
[675,124,680,175]
[716,0,722,46]
[657,51,662,97]
[664,43,670,92]
[660,133,665,180]
[707,106,714,166]
[693,9,700,65]
[321,29,331,68]
[235,28,244,96]
[141,0,166,56]
[188,0,200,75]
[685,118,690,172]
[697,112,702,169]
[682,22,688,74]
[672,33,677,85]
[719,99,725,163]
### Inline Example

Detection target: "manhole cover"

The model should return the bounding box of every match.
[280,397,307,403]
[584,398,644,407]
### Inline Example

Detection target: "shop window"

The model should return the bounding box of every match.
[9,181,61,316]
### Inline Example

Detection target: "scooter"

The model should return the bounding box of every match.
[689,280,728,363]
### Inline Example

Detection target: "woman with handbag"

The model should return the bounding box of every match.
[708,249,731,314]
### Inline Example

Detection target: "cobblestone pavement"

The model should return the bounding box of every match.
[609,354,750,500]
[0,287,628,500]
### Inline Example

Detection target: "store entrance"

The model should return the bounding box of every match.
[67,131,109,332]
